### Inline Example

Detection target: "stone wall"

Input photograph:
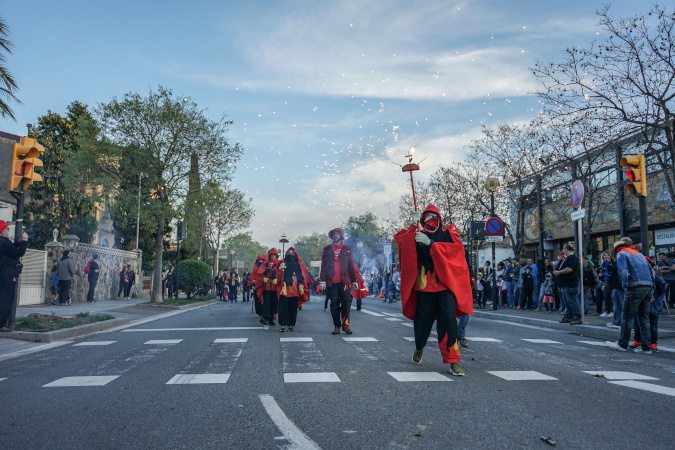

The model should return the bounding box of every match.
[45,235,143,304]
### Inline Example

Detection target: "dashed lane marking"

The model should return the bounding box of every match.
[124,327,262,332]
[280,337,313,342]
[354,308,385,317]
[609,380,675,397]
[166,374,230,384]
[144,340,183,345]
[73,341,116,346]
[578,340,607,346]
[487,371,558,381]
[388,372,452,382]
[521,339,563,344]
[582,371,659,380]
[43,376,120,387]
[384,318,403,321]
[342,337,378,342]
[0,378,6,382]
[214,338,248,343]
[658,345,675,353]
[283,372,340,383]
[466,337,502,342]
[404,337,437,342]
[0,341,73,362]
[401,323,414,328]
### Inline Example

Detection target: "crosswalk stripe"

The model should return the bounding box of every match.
[0,378,6,382]
[43,376,119,387]
[284,372,340,383]
[404,337,437,342]
[521,339,562,344]
[343,337,378,342]
[74,341,116,346]
[144,340,182,345]
[280,338,313,342]
[166,374,230,384]
[658,345,675,353]
[466,337,502,342]
[609,380,675,397]
[355,308,385,317]
[125,327,261,332]
[214,338,248,343]
[401,323,414,328]
[384,318,402,321]
[582,371,658,380]
[487,371,558,381]
[388,372,451,382]
[578,340,607,346]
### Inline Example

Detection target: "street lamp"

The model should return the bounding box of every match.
[230,250,235,269]
[279,233,289,255]
[484,177,500,311]
[357,241,363,267]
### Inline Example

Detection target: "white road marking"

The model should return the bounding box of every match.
[284,372,340,383]
[73,341,116,346]
[342,337,378,342]
[0,378,6,382]
[466,337,502,342]
[214,338,248,343]
[388,372,452,382]
[582,371,659,380]
[384,318,402,321]
[0,341,73,362]
[609,380,675,397]
[125,327,262,332]
[43,376,119,387]
[521,339,562,344]
[381,312,401,317]
[144,339,182,345]
[658,345,675,353]
[487,371,558,381]
[404,337,437,342]
[280,337,313,342]
[401,323,414,328]
[166,374,230,384]
[101,309,192,333]
[356,308,385,317]
[259,394,321,450]
[578,340,607,346]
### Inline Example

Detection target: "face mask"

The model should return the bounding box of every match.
[423,217,439,233]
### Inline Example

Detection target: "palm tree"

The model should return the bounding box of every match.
[0,17,20,121]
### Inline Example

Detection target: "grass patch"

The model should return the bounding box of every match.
[14,313,116,333]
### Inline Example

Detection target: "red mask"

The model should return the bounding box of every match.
[423,217,439,233]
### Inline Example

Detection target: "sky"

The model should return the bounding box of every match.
[2,0,642,249]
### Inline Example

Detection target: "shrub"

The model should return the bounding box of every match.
[172,259,212,298]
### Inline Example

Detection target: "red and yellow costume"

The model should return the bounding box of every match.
[256,248,280,325]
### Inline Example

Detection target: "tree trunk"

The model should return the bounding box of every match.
[150,220,164,303]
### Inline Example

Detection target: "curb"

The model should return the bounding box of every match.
[136,299,220,310]
[473,310,675,341]
[0,318,129,343]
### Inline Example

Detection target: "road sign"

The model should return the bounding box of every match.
[469,221,486,239]
[485,235,504,243]
[485,217,503,236]
[571,208,586,221]
[571,180,584,208]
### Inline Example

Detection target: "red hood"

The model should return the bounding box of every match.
[422,204,443,228]
[256,254,267,261]
[328,228,344,240]
[267,248,278,257]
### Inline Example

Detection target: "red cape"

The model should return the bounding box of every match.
[350,264,368,300]
[394,225,473,320]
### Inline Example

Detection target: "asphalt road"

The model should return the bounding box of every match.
[1,296,673,449]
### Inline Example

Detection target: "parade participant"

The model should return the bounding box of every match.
[395,205,473,376]
[351,263,368,311]
[319,228,358,335]
[297,257,312,311]
[241,269,251,303]
[228,268,240,302]
[250,254,267,315]
[0,221,28,332]
[257,248,280,326]
[277,247,308,332]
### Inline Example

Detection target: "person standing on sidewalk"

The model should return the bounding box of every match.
[606,238,655,354]
[0,220,28,331]
[57,250,75,305]
[553,244,582,325]
[127,265,136,300]
[85,254,101,303]
[657,252,675,309]
[503,258,515,308]
[319,228,358,335]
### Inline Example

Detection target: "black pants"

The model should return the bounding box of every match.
[668,281,675,307]
[117,283,126,298]
[414,290,460,363]
[243,287,250,302]
[324,294,330,309]
[262,290,278,321]
[58,280,72,304]
[356,297,362,310]
[519,287,534,309]
[87,277,98,302]
[0,273,18,328]
[327,283,352,328]
[278,295,299,326]
[229,287,238,302]
[253,291,262,315]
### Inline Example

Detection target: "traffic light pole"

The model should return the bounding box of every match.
[8,191,26,329]
[639,196,648,252]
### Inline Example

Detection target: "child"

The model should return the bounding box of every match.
[497,275,507,308]
[476,273,486,309]
[50,266,59,305]
[519,266,534,310]
[542,273,555,313]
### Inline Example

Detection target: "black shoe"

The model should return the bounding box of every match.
[343,327,353,335]
[260,318,268,325]
[332,327,340,335]
[269,320,276,326]
[560,316,572,323]
[570,315,583,325]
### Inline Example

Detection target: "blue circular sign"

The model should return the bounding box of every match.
[571,181,584,208]
[485,217,503,236]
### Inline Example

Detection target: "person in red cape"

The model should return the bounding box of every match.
[297,257,312,310]
[319,228,358,335]
[257,248,280,326]
[394,204,473,376]
[249,254,267,317]
[276,247,309,332]
[350,263,368,311]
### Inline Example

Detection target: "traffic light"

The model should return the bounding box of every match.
[9,136,45,193]
[620,154,647,197]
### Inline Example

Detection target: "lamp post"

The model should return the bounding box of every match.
[230,250,235,269]
[279,233,289,255]
[136,172,144,250]
[357,242,363,268]
[485,177,500,311]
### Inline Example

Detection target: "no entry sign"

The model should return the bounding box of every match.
[485,217,503,236]
[571,181,584,208]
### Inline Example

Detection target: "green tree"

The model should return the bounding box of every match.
[67,86,241,303]
[293,232,331,276]
[220,233,268,272]
[0,17,20,120]
[342,212,386,272]
[25,102,99,248]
